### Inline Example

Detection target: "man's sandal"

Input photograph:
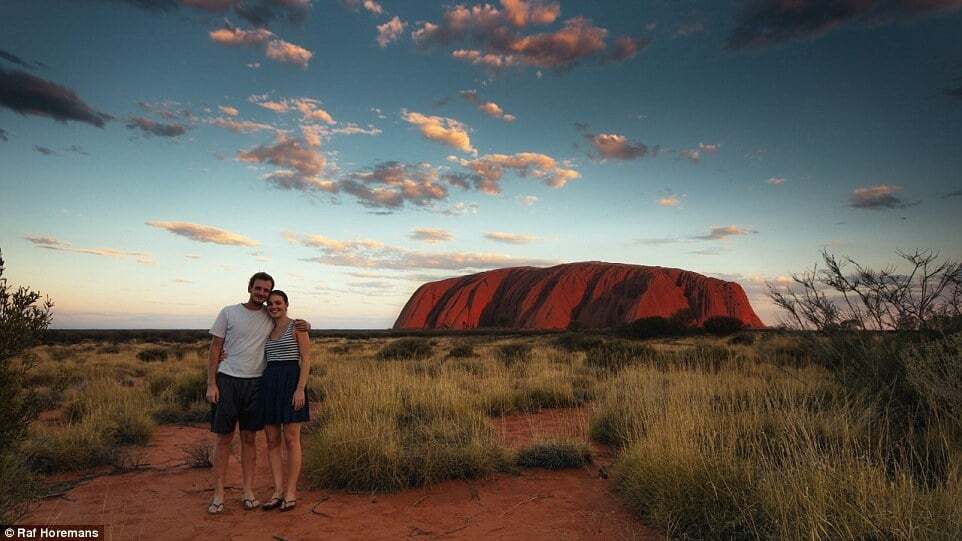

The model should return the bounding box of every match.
[279,499,297,512]
[207,501,224,515]
[243,498,261,510]
[261,497,283,510]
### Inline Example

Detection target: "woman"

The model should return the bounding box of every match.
[258,290,311,512]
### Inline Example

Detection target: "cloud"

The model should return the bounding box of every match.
[210,117,277,134]
[410,227,454,243]
[0,48,43,70]
[262,170,338,193]
[588,133,651,160]
[501,0,561,27]
[942,189,962,199]
[767,177,787,185]
[265,39,313,68]
[657,195,680,207]
[413,4,641,72]
[126,116,188,137]
[726,0,962,50]
[692,225,758,241]
[292,98,335,124]
[24,235,153,263]
[237,137,326,177]
[0,128,7,141]
[459,89,516,122]
[435,201,479,216]
[0,67,111,127]
[137,100,195,121]
[517,194,538,206]
[345,161,448,208]
[484,231,537,244]
[209,23,312,68]
[377,16,407,47]
[342,0,384,15]
[450,152,579,193]
[679,142,719,163]
[219,105,240,117]
[33,145,56,156]
[848,184,919,210]
[173,278,194,284]
[402,110,475,153]
[606,36,650,61]
[146,220,259,247]
[286,231,556,270]
[300,122,380,147]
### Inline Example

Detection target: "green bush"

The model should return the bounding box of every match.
[728,332,756,346]
[376,338,434,361]
[619,313,690,340]
[516,440,592,469]
[703,316,745,336]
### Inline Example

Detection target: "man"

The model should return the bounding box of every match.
[205,272,309,514]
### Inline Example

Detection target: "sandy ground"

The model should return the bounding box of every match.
[21,408,655,540]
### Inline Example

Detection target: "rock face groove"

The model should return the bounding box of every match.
[393,261,765,330]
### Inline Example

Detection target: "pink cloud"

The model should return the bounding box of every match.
[376,16,407,47]
[402,110,475,153]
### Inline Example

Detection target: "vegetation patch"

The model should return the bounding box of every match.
[376,337,434,361]
[515,439,592,470]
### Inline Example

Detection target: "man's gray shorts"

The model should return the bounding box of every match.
[210,372,263,434]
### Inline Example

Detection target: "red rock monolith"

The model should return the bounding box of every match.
[393,261,764,330]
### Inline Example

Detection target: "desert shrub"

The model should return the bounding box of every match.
[183,443,213,468]
[0,251,51,521]
[137,347,169,362]
[583,340,654,371]
[25,419,118,473]
[496,342,530,366]
[376,337,433,361]
[728,332,756,346]
[703,316,745,336]
[619,313,691,340]
[553,332,605,352]
[152,400,209,424]
[447,343,475,358]
[515,440,592,469]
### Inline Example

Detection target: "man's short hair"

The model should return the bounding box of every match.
[248,272,275,290]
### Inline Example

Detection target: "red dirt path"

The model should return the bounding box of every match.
[21,408,655,540]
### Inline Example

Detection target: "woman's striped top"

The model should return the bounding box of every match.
[264,321,300,363]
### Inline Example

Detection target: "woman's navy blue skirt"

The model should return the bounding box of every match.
[259,360,310,425]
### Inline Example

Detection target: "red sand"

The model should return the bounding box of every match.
[394,261,765,330]
[21,409,655,540]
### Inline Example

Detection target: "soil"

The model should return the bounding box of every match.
[21,407,655,540]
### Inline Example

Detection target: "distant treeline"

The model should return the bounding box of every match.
[40,323,780,345]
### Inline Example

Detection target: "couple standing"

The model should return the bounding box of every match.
[205,272,312,514]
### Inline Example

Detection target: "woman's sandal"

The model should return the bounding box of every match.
[207,501,224,515]
[261,497,283,510]
[279,499,297,512]
[242,498,261,511]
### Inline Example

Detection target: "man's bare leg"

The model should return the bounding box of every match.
[212,431,234,507]
[239,430,258,502]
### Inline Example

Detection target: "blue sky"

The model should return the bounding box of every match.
[1,0,960,328]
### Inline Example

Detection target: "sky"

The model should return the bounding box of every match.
[1,0,960,329]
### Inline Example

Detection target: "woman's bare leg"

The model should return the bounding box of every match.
[264,425,285,500]
[282,423,302,502]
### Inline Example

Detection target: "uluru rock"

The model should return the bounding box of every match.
[393,262,764,330]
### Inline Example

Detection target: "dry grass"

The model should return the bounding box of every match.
[15,331,961,539]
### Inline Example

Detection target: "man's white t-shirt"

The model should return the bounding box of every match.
[209,304,273,378]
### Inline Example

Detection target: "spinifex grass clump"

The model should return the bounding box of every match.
[26,378,156,472]
[303,363,511,492]
[592,353,962,540]
[515,439,592,469]
[136,347,169,362]
[376,337,434,361]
